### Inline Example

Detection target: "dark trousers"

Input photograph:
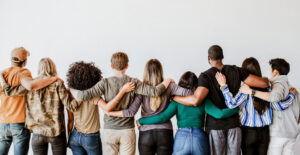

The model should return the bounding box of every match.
[139,129,174,155]
[31,132,66,155]
[241,126,270,155]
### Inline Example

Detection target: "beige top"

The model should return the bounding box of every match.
[73,97,100,134]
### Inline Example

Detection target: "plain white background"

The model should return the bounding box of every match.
[1,0,300,154]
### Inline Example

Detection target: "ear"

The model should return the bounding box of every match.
[111,64,114,70]
[274,69,280,76]
[125,64,129,69]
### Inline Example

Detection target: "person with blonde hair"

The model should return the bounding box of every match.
[101,59,192,155]
[0,57,81,155]
[0,48,60,155]
[70,53,174,155]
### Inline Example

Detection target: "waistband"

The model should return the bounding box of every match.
[178,127,204,133]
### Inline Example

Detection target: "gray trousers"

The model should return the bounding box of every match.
[209,127,242,155]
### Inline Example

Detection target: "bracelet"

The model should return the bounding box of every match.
[251,90,256,96]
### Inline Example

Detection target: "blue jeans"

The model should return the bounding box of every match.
[0,123,30,155]
[69,128,102,155]
[173,128,209,155]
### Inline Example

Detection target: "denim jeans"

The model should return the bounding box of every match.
[0,123,30,155]
[69,128,102,155]
[173,128,209,155]
[31,132,66,155]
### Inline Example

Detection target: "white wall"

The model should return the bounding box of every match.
[1,0,300,154]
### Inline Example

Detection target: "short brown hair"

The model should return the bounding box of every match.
[111,52,129,70]
[208,45,224,60]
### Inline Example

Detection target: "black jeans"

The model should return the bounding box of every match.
[139,129,174,155]
[31,132,67,155]
[241,126,270,155]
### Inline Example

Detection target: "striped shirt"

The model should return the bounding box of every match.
[221,85,296,127]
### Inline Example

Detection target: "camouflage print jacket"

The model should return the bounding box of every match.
[1,76,79,137]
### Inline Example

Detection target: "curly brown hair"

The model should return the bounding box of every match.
[67,61,102,90]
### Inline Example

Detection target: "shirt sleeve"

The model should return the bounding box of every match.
[204,99,239,119]
[221,85,248,108]
[237,67,250,81]
[271,92,296,111]
[198,73,209,89]
[58,82,80,112]
[20,69,33,79]
[269,81,286,102]
[1,84,28,97]
[134,78,166,97]
[77,80,106,101]
[139,101,177,125]
[169,83,193,96]
[122,95,143,117]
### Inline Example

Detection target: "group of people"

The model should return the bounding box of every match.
[0,45,299,155]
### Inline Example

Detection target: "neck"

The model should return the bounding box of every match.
[114,70,126,77]
[211,60,224,70]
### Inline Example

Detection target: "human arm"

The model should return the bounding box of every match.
[270,88,296,111]
[21,76,60,91]
[173,86,209,107]
[67,110,74,138]
[134,78,174,96]
[98,82,135,112]
[204,99,239,119]
[243,74,269,89]
[138,101,177,125]
[108,94,143,117]
[71,80,106,102]
[215,72,248,108]
[169,83,193,96]
[240,83,288,102]
[58,82,81,112]
[0,73,28,96]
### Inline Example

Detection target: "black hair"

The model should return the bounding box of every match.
[269,58,290,75]
[67,61,102,90]
[178,71,198,90]
[208,45,224,60]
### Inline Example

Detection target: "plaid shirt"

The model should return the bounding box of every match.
[2,76,79,137]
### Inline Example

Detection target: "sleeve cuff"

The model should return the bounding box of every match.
[220,85,229,92]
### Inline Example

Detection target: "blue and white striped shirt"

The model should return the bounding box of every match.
[221,85,296,127]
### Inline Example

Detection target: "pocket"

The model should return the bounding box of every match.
[10,124,29,138]
[83,134,100,150]
[173,133,187,153]
[69,131,78,146]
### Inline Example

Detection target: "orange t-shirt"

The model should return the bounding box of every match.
[0,67,32,123]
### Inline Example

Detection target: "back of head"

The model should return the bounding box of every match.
[242,57,269,115]
[111,52,129,71]
[208,45,224,60]
[11,47,30,67]
[38,58,57,77]
[269,58,290,75]
[178,71,198,90]
[67,61,102,90]
[242,57,262,77]
[143,59,164,86]
[143,59,164,111]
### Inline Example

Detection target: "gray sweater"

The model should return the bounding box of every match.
[122,83,192,131]
[76,75,166,129]
[269,75,300,139]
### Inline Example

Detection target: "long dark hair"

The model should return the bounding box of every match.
[178,71,198,90]
[242,57,270,115]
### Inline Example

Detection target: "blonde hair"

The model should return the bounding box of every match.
[111,52,129,71]
[38,58,57,77]
[143,59,164,111]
